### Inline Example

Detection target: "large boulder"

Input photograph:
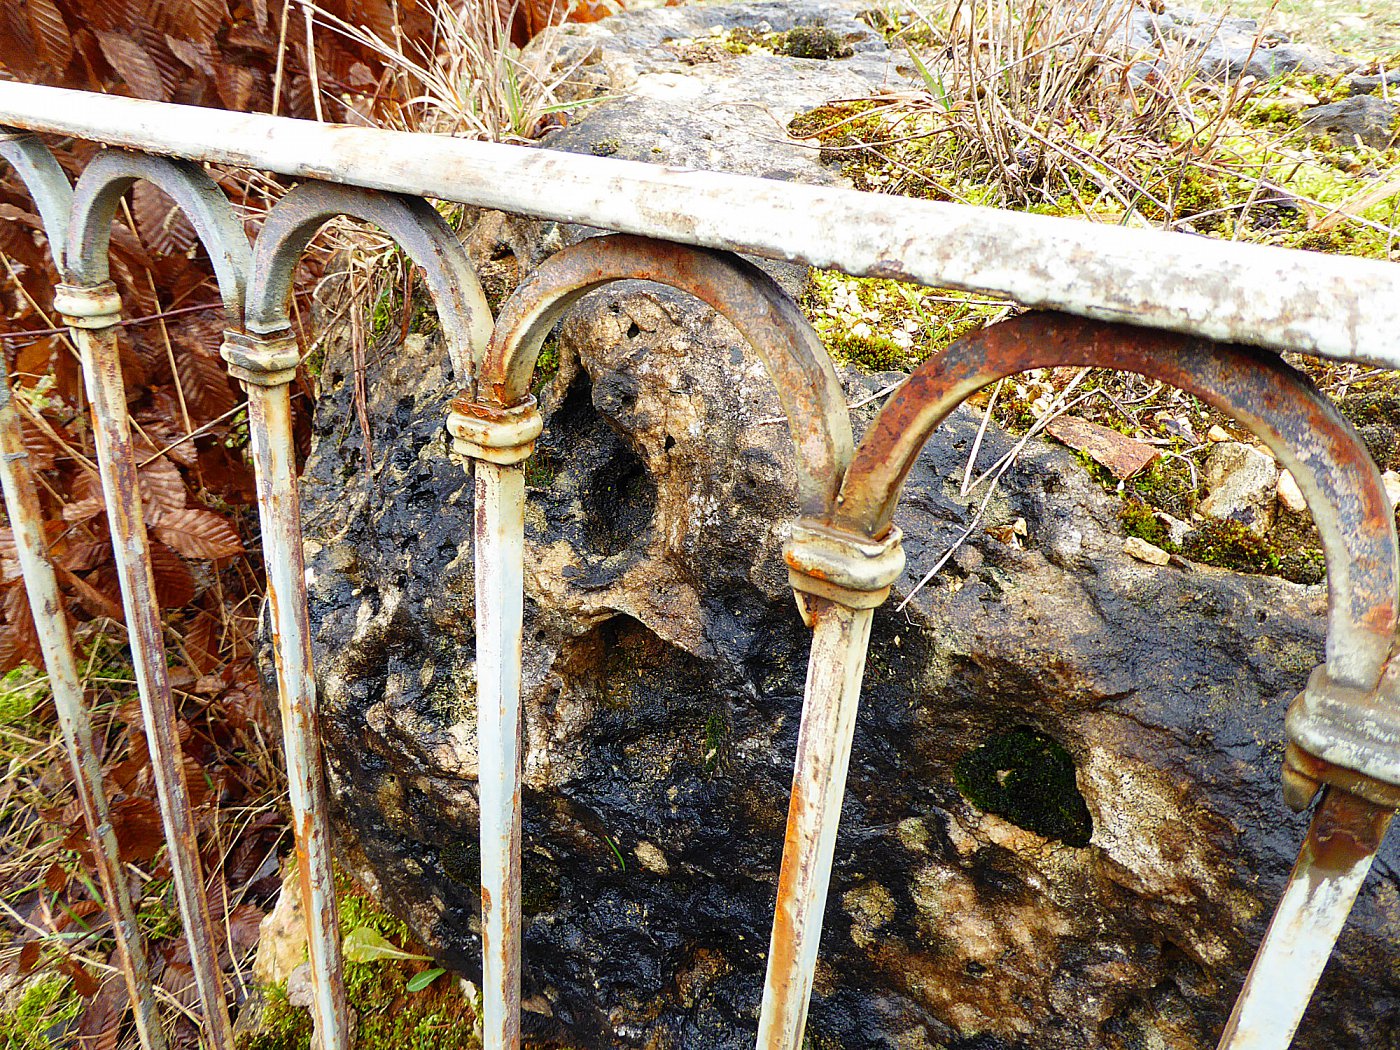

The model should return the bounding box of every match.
[298,2,1399,1048]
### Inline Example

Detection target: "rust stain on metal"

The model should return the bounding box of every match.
[242,377,350,1050]
[1307,786,1393,868]
[0,364,168,1049]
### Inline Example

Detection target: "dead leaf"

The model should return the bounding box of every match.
[150,507,244,560]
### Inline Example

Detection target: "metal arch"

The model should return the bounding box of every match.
[836,311,1397,692]
[0,129,74,268]
[466,234,855,1050]
[760,309,1400,1050]
[0,135,168,1050]
[65,149,251,318]
[244,182,492,380]
[54,147,247,1050]
[482,233,854,518]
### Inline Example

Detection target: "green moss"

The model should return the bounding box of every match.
[239,985,314,1050]
[334,875,413,945]
[1181,519,1281,575]
[1278,547,1327,585]
[438,839,481,888]
[0,666,44,730]
[1127,457,1199,520]
[1244,100,1301,128]
[0,975,80,1049]
[953,726,1093,847]
[1118,500,1174,550]
[801,269,1006,371]
[523,448,560,490]
[241,878,483,1050]
[520,852,562,916]
[702,710,728,773]
[531,339,560,393]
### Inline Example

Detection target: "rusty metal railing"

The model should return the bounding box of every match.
[0,81,1397,1050]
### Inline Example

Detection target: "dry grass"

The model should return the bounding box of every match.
[0,629,288,1049]
[892,0,1212,213]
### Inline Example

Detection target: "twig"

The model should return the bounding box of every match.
[898,372,1095,611]
[0,301,225,342]
[962,378,1001,497]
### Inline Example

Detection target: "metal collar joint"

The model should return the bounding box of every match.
[1285,664,1400,808]
[784,519,904,616]
[447,395,543,466]
[54,281,122,328]
[220,330,301,387]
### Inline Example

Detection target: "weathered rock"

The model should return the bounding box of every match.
[1045,415,1159,480]
[1350,71,1400,97]
[1301,95,1400,149]
[304,281,1400,1048]
[253,868,308,986]
[297,3,1399,1049]
[544,0,896,180]
[1122,6,1350,82]
[1200,442,1278,535]
[1385,471,1400,511]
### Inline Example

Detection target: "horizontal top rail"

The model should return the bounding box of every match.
[2,82,1397,366]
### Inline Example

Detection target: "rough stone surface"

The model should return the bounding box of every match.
[1301,95,1400,149]
[1385,471,1400,511]
[1350,71,1400,97]
[1123,536,1172,565]
[304,293,1400,1049]
[1200,442,1279,536]
[544,0,900,180]
[1122,6,1350,82]
[298,3,1398,1049]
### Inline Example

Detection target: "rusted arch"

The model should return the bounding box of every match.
[836,311,1398,692]
[245,183,491,380]
[65,150,251,319]
[0,130,73,270]
[483,234,853,518]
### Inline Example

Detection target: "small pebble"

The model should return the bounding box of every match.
[1207,424,1232,443]
[1384,471,1400,510]
[1277,469,1307,513]
[1124,536,1171,565]
[1155,510,1192,547]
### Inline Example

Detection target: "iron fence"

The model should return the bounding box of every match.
[0,81,1397,1050]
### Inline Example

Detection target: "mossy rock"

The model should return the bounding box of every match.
[953,726,1093,847]
[778,24,853,59]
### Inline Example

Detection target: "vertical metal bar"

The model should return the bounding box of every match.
[0,371,168,1050]
[757,599,875,1050]
[241,371,349,1050]
[57,286,235,1050]
[473,459,525,1050]
[1216,787,1394,1050]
